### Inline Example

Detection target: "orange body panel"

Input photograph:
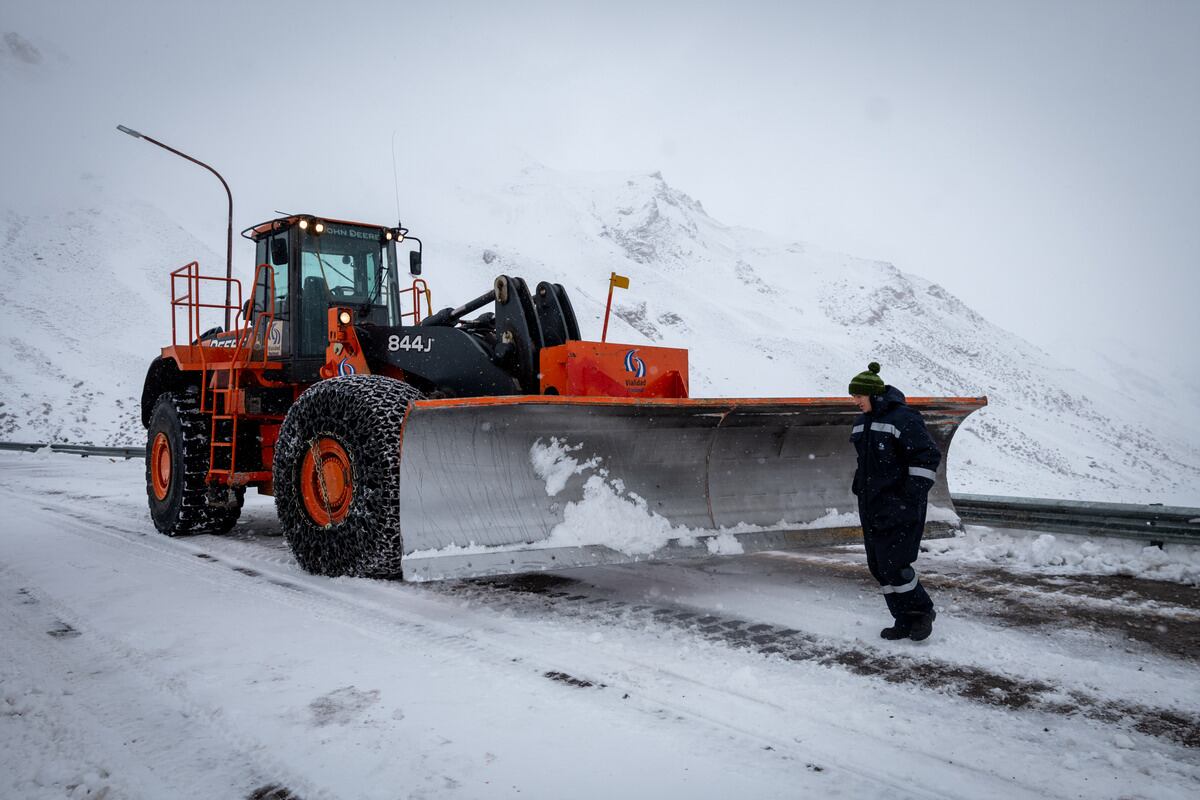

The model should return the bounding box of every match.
[161,343,293,416]
[161,343,291,391]
[540,341,689,398]
[320,308,371,379]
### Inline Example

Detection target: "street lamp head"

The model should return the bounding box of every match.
[116,124,143,139]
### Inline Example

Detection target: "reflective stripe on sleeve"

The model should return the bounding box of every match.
[881,574,921,595]
[852,424,864,434]
[908,466,937,481]
[869,422,900,437]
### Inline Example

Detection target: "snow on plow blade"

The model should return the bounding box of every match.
[398,396,986,581]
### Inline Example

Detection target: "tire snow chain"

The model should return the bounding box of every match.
[308,436,336,530]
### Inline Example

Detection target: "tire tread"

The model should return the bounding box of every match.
[273,375,423,577]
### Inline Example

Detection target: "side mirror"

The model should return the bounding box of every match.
[409,250,422,276]
[271,238,289,266]
[242,298,255,325]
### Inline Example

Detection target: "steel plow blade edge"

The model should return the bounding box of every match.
[396,396,985,581]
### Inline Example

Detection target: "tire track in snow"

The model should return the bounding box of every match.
[110,525,1200,799]
[23,480,1200,744]
[6,492,511,798]
[196,538,1200,795]
[11,488,1044,800]
[9,473,1199,797]
[0,566,310,800]
[439,573,1200,749]
[186,550,1044,800]
[764,550,1200,661]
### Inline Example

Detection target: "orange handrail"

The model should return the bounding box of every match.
[169,261,243,415]
[170,262,245,349]
[212,264,277,477]
[400,278,432,324]
[230,263,277,369]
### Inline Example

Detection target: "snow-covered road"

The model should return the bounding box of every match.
[1,451,1197,799]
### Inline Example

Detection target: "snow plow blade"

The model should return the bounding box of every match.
[398,396,986,581]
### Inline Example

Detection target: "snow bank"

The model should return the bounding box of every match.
[924,526,1200,586]
[532,438,852,557]
[546,473,696,555]
[534,437,696,555]
[408,439,864,561]
[529,437,600,496]
[926,503,961,524]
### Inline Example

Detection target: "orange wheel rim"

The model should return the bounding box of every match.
[151,432,172,501]
[300,437,353,527]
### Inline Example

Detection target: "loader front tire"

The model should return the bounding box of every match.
[273,375,423,577]
[146,392,242,535]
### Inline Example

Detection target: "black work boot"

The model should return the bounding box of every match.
[880,619,912,640]
[909,609,937,642]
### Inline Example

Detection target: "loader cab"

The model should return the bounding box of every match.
[243,216,414,381]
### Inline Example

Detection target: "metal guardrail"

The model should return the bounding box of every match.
[0,441,145,459]
[952,493,1200,546]
[2,441,1198,544]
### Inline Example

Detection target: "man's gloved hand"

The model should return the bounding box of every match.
[904,476,934,500]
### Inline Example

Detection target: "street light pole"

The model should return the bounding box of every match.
[117,125,235,330]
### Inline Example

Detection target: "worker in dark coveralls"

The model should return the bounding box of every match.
[849,362,941,641]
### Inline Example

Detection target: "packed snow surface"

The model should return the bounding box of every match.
[2,452,1199,799]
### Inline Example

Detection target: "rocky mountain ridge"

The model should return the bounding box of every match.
[1,166,1196,504]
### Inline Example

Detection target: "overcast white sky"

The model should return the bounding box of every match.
[4,0,1197,367]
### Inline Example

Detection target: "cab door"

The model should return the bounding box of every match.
[252,230,293,362]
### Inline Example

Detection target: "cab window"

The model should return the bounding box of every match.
[297,223,390,357]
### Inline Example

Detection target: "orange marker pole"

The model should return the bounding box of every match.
[601,276,616,343]
[601,271,629,343]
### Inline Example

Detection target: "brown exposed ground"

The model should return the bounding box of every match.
[436,565,1200,749]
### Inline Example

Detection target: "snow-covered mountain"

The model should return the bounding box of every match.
[2,165,1198,504]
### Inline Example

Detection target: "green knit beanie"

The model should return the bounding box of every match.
[848,362,885,396]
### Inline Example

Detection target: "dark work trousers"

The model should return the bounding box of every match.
[859,499,934,620]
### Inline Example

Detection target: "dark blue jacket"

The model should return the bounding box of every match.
[851,385,941,532]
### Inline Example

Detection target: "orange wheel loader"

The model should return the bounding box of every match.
[138,210,985,581]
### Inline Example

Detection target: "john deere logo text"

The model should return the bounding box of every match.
[624,349,646,379]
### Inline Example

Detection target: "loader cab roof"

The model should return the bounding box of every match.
[240,215,395,242]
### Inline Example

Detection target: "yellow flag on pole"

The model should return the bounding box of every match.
[610,272,630,290]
